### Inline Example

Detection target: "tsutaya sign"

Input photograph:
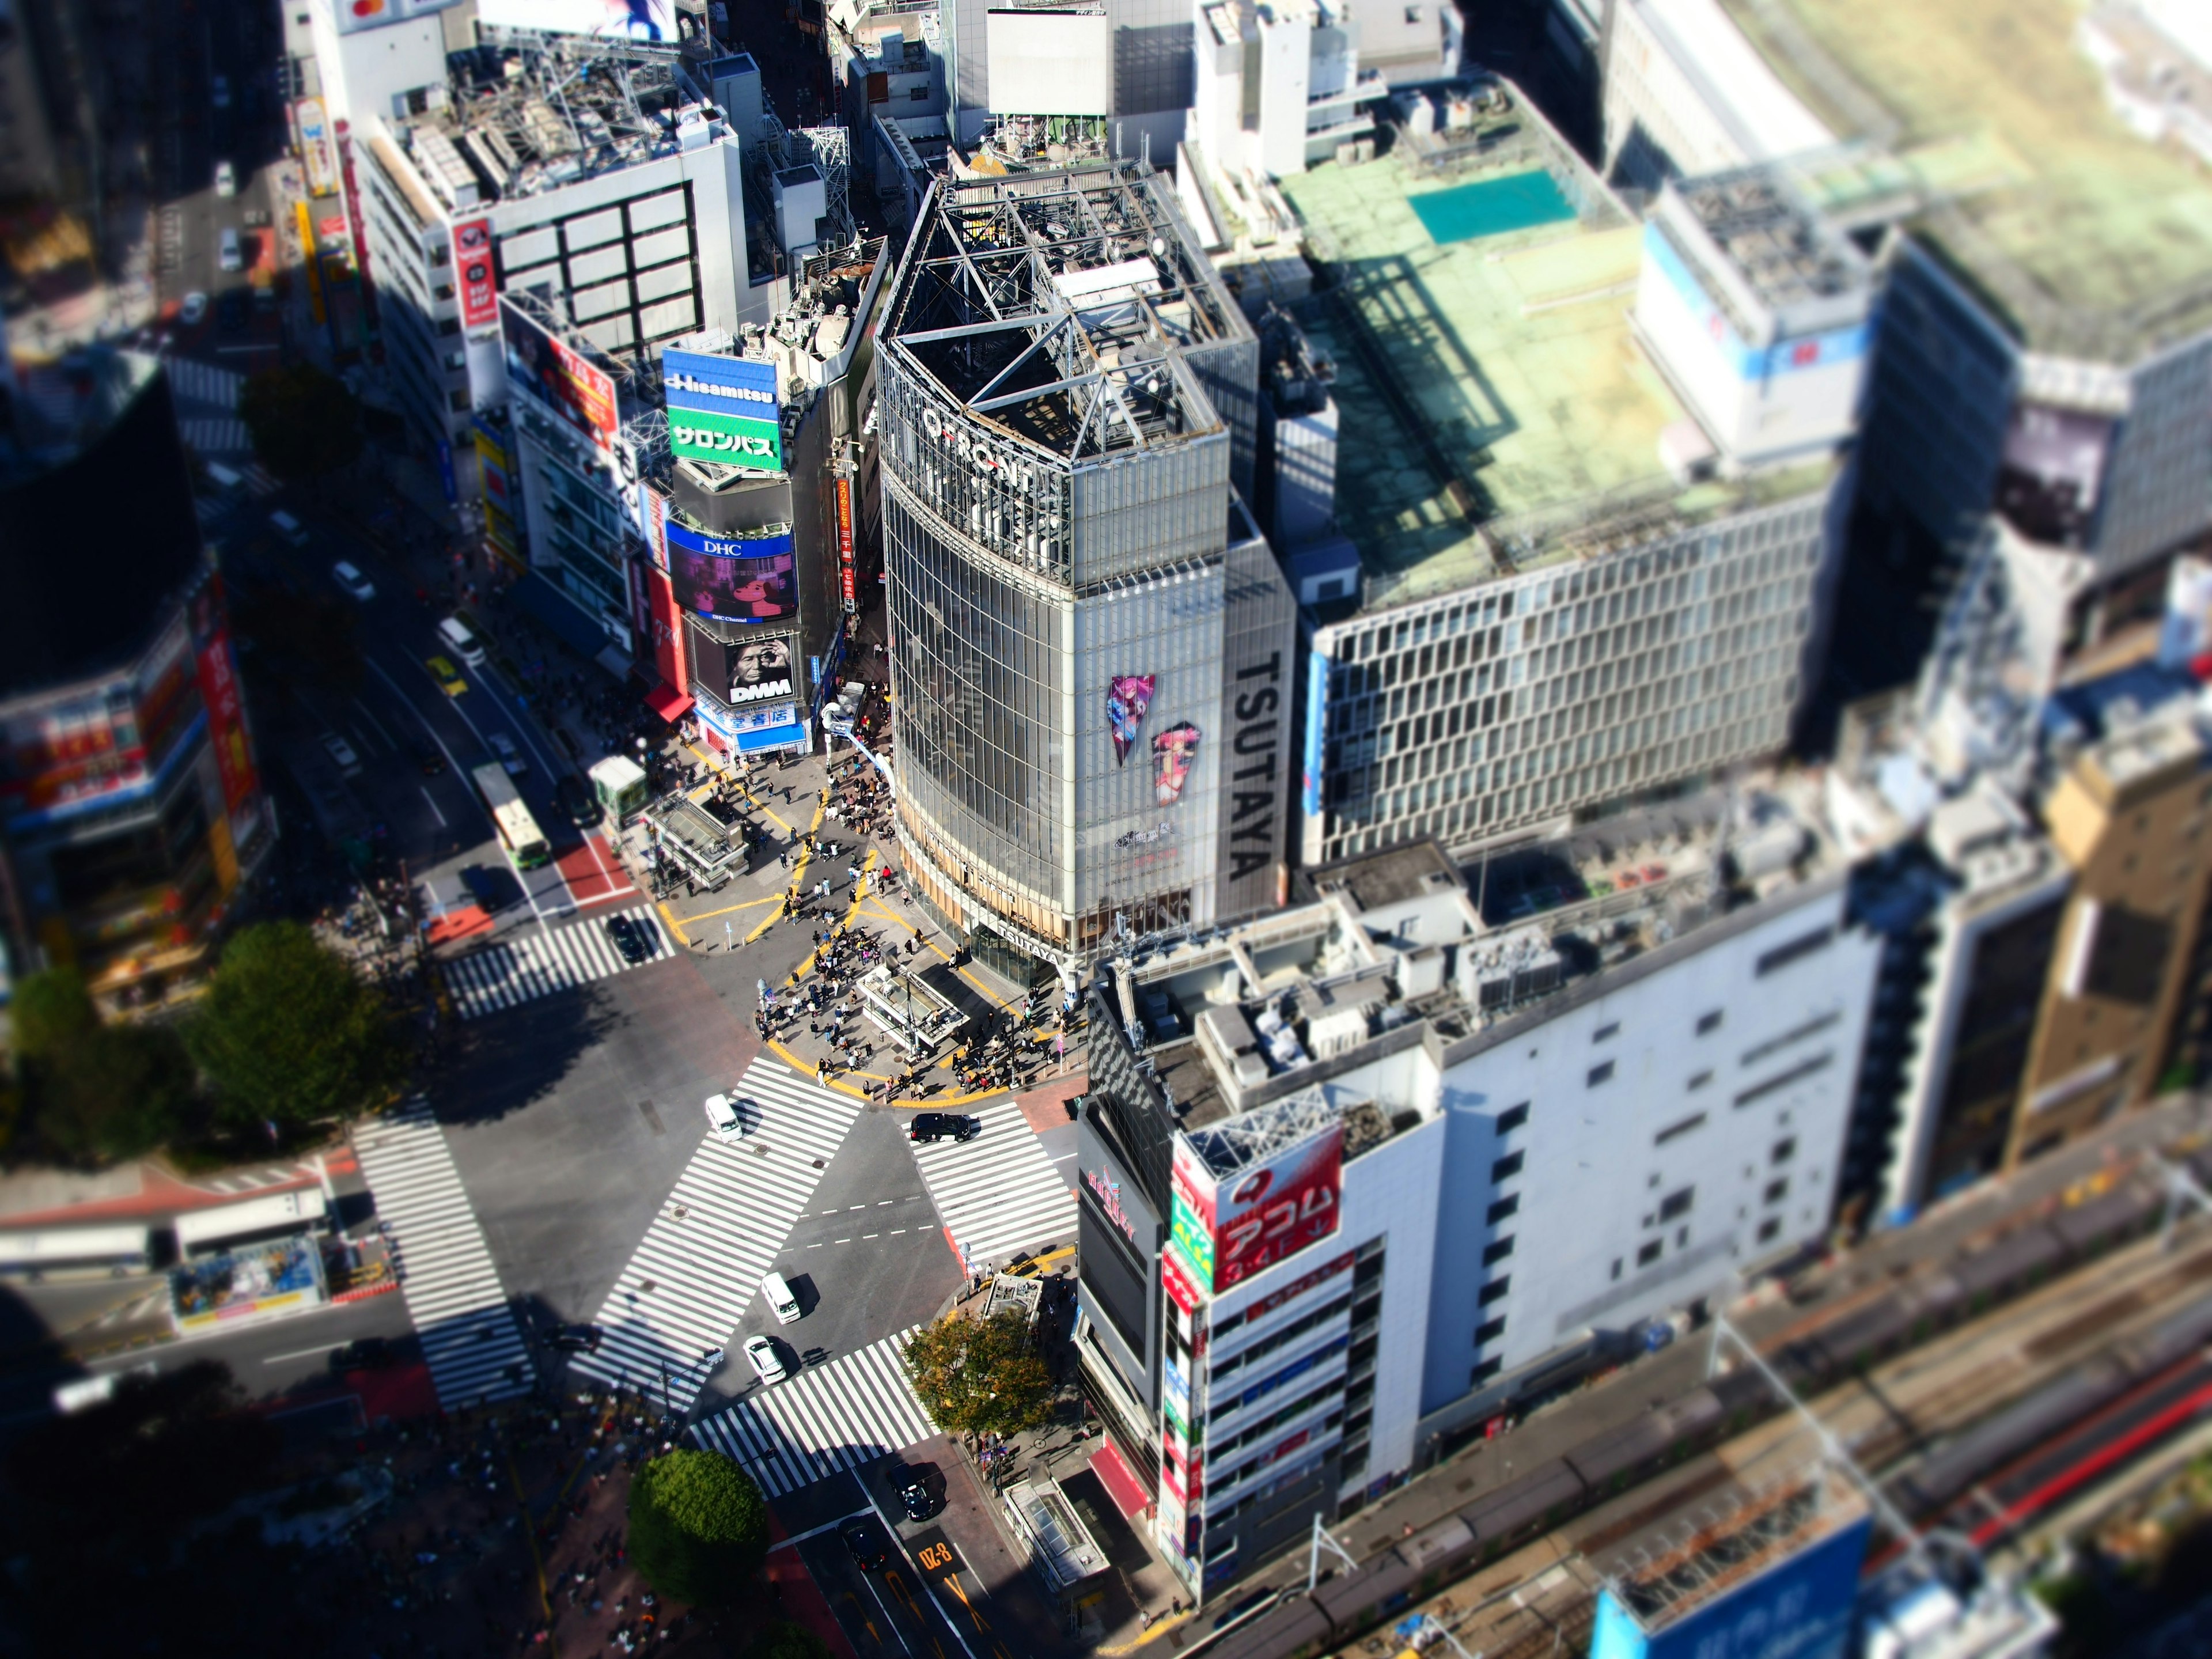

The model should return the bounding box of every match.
[662,346,782,468]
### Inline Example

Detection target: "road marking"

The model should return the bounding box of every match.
[352,696,398,749]
[421,785,448,827]
[767,1505,878,1553]
[262,1343,340,1364]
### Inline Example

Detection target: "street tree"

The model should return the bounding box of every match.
[902,1307,1056,1442]
[628,1448,770,1608]
[238,362,363,480]
[12,968,200,1164]
[185,921,405,1141]
[747,1623,832,1659]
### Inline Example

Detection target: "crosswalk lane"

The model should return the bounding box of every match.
[179,416,252,455]
[571,1059,861,1409]
[910,1099,1075,1269]
[352,1101,534,1409]
[690,1328,934,1498]
[167,357,243,408]
[441,905,673,1018]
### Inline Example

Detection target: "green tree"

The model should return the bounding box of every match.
[238,363,362,482]
[627,1449,769,1608]
[747,1622,832,1659]
[13,969,199,1164]
[902,1307,1057,1441]
[185,922,404,1139]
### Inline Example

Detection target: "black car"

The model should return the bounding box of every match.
[908,1112,981,1145]
[557,774,601,827]
[546,1324,602,1354]
[606,913,652,964]
[841,1517,891,1571]
[414,742,447,776]
[890,1465,935,1522]
[330,1336,394,1372]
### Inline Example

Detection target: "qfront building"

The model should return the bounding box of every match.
[878,164,1296,984]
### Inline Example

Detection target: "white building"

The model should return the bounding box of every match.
[1077,779,1883,1598]
[1188,0,1376,180]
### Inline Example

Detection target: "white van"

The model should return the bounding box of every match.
[268,509,309,547]
[760,1271,802,1325]
[203,460,243,494]
[438,615,487,668]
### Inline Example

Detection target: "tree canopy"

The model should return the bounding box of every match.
[12,968,200,1165]
[238,363,363,481]
[627,1449,769,1608]
[902,1307,1057,1441]
[747,1622,832,1659]
[185,921,406,1139]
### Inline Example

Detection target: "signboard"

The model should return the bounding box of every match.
[665,520,798,622]
[1590,1513,1870,1659]
[662,346,782,468]
[1082,1164,1139,1245]
[1237,1250,1355,1328]
[189,578,262,843]
[502,296,619,456]
[452,215,498,331]
[332,0,464,36]
[638,479,671,571]
[1169,1122,1343,1296]
[477,0,675,41]
[169,1236,325,1333]
[836,473,856,605]
[294,98,339,195]
[638,561,688,694]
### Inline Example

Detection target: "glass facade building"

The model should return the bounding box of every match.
[880,164,1294,978]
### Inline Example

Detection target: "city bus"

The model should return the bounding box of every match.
[472,762,551,869]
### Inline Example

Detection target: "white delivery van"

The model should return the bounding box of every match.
[438,615,487,667]
[760,1271,802,1325]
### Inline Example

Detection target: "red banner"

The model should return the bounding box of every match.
[190,582,259,816]
[453,215,498,331]
[836,474,855,605]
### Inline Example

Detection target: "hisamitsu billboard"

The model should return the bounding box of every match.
[662,347,782,469]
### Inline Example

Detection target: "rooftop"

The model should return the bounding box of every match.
[1280,87,1832,612]
[1717,0,2212,359]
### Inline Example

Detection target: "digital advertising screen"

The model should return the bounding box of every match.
[501,296,619,454]
[665,519,798,623]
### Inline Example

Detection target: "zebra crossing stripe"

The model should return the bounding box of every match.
[910,1099,1075,1267]
[179,416,252,454]
[441,906,673,1019]
[167,358,243,409]
[351,1100,533,1409]
[570,1058,861,1410]
[690,1328,936,1498]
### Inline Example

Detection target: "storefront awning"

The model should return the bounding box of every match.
[1089,1439,1152,1521]
[645,682,694,723]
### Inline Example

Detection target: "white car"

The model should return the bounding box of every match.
[744,1334,786,1386]
[488,731,526,775]
[179,291,208,326]
[703,1093,744,1142]
[331,560,376,601]
[218,227,243,272]
[321,732,363,775]
[214,160,236,198]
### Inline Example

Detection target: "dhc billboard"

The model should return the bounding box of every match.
[1590,1513,1870,1659]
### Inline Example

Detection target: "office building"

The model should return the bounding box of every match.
[637,238,892,761]
[1075,779,1882,1597]
[1279,90,1865,866]
[877,162,1296,984]
[351,33,775,474]
[1601,0,2212,684]
[1187,0,1377,181]
[0,353,271,1006]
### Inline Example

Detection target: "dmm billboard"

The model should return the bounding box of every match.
[1168,1120,1343,1297]
[662,347,782,469]
[665,518,798,623]
[502,296,618,455]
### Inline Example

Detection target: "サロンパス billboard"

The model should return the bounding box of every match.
[1169,1120,1343,1296]
[662,347,781,468]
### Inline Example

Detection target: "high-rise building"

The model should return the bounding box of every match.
[0,353,272,1006]
[1600,0,2212,691]
[1077,781,1882,1599]
[878,162,1296,984]
[1277,89,1866,866]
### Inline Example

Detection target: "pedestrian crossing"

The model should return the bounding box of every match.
[441,905,675,1019]
[352,1100,534,1409]
[690,1328,935,1498]
[179,415,252,454]
[910,1098,1075,1270]
[168,357,243,408]
[571,1058,862,1410]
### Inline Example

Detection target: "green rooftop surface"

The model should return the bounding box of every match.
[1720,0,2212,358]
[1282,153,1690,608]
